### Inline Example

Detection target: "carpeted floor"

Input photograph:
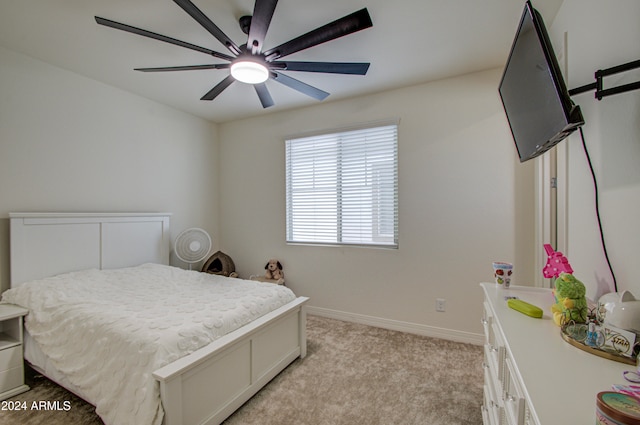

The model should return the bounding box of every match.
[0,315,483,425]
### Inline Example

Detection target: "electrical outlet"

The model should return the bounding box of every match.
[436,298,446,312]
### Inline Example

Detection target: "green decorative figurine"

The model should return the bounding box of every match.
[551,272,588,326]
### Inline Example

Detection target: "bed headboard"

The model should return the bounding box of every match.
[10,212,171,286]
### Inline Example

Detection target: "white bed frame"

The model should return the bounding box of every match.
[9,212,308,425]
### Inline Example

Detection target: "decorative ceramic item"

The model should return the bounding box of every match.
[596,391,640,424]
[603,291,640,334]
[492,262,513,288]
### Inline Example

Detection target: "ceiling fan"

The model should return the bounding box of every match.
[95,0,373,108]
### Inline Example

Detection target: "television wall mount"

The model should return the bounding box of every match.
[569,58,640,100]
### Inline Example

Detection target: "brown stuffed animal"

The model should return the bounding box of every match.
[265,259,284,283]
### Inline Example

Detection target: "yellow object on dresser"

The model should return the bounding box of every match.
[507,299,543,318]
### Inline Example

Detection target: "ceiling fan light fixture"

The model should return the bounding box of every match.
[96,3,373,106]
[230,60,269,84]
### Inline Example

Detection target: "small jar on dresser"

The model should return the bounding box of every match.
[0,304,29,400]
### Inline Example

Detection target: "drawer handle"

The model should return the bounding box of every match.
[481,318,488,325]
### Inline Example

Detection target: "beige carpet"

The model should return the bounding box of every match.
[0,316,483,425]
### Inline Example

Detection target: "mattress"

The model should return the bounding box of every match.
[1,263,297,425]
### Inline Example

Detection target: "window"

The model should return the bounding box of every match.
[285,123,398,248]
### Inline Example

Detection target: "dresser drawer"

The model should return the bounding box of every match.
[0,365,24,393]
[482,301,493,345]
[483,383,501,425]
[504,357,525,425]
[0,346,22,371]
[485,324,506,386]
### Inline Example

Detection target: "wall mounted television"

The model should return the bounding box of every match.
[499,0,584,163]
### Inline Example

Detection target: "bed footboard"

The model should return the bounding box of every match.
[153,297,308,425]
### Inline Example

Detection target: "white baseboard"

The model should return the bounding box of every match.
[306,306,484,346]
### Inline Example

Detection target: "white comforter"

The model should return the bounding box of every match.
[1,263,296,425]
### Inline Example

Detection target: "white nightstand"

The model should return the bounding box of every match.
[0,304,29,400]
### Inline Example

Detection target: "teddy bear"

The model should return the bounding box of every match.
[551,272,588,326]
[265,259,284,284]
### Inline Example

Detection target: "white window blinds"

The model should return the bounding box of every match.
[286,124,398,248]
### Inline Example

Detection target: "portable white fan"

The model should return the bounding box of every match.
[174,228,212,269]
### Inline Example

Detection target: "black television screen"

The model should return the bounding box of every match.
[499,1,584,162]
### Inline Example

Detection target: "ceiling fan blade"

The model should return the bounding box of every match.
[95,17,234,61]
[254,83,275,108]
[135,64,231,72]
[201,75,235,101]
[263,8,372,61]
[272,72,329,101]
[248,0,278,55]
[273,61,370,75]
[173,0,241,56]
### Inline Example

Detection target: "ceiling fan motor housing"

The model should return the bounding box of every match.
[239,15,252,35]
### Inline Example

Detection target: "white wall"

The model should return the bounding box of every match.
[0,46,221,291]
[550,1,640,300]
[0,45,537,341]
[219,68,535,339]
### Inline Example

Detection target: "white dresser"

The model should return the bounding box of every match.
[480,283,631,425]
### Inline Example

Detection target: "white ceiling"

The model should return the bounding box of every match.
[0,0,563,123]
